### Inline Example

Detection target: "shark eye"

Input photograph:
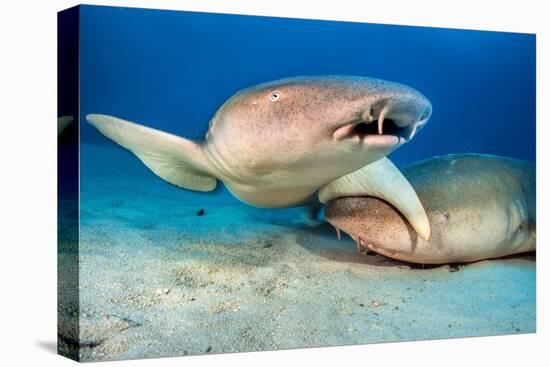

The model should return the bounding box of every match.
[270,91,280,102]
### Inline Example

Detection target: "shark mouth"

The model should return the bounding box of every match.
[333,117,418,145]
[331,225,399,257]
[355,118,412,139]
[333,101,431,146]
[331,225,376,254]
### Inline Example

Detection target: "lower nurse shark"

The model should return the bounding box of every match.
[86,75,433,239]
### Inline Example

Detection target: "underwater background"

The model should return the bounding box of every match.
[78,5,536,165]
[59,5,536,362]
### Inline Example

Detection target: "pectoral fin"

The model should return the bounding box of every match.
[86,114,217,192]
[318,157,431,240]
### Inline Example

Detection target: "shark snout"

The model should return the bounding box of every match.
[325,196,417,255]
[333,87,432,147]
[365,91,432,140]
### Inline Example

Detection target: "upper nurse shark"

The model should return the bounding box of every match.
[87,75,433,239]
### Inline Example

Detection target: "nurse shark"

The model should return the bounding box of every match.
[87,75,433,239]
[326,154,536,263]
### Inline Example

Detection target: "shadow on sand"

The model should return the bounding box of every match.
[293,220,536,269]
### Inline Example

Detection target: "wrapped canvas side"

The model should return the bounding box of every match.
[57,6,80,361]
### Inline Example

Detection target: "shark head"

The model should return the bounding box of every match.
[207,75,432,187]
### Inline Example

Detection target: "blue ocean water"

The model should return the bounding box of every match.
[79,5,535,175]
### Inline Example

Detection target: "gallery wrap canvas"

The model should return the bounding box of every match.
[57,5,536,362]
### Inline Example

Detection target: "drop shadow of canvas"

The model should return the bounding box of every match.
[35,340,57,354]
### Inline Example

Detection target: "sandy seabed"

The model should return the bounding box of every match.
[58,146,536,362]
